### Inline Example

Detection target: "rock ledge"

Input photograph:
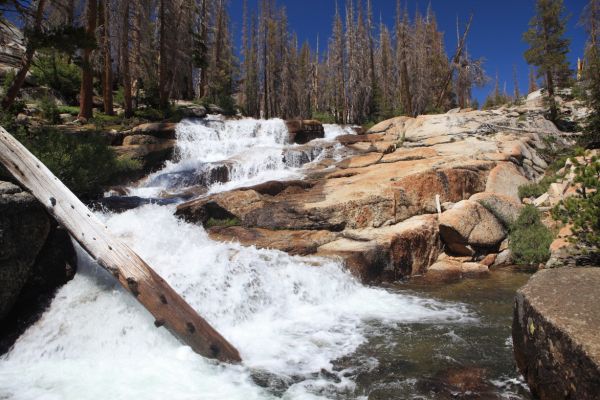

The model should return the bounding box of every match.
[513,268,600,400]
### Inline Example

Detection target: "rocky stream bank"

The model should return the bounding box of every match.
[0,93,598,398]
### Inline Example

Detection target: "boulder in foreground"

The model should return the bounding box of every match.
[513,268,600,400]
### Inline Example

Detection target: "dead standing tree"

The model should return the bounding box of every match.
[435,14,473,110]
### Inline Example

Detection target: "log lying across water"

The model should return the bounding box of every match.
[0,127,242,364]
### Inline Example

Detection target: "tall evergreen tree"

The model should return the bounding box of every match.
[581,0,600,148]
[524,0,571,120]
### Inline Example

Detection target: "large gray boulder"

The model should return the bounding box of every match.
[439,200,507,256]
[469,192,523,227]
[513,268,600,400]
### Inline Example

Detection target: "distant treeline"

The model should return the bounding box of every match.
[0,0,598,131]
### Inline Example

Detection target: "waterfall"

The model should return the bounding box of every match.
[0,117,473,399]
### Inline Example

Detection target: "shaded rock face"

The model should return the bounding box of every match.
[317,215,441,282]
[286,120,325,144]
[0,182,50,321]
[0,181,76,354]
[113,140,176,177]
[513,268,600,400]
[0,22,25,74]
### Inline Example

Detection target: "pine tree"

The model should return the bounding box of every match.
[524,0,571,120]
[78,0,98,119]
[100,0,114,115]
[120,0,133,117]
[581,0,600,148]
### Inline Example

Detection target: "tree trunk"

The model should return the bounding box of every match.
[121,0,133,117]
[101,0,114,115]
[0,127,242,364]
[79,0,98,120]
[546,70,557,120]
[1,0,47,110]
[158,0,169,109]
[435,14,473,111]
[198,0,208,99]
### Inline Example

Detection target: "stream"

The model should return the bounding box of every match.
[0,117,531,399]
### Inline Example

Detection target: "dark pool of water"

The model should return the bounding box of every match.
[332,269,533,399]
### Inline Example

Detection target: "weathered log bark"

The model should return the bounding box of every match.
[0,127,242,364]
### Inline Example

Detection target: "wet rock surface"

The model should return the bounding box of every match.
[177,108,564,282]
[513,268,600,400]
[285,120,325,144]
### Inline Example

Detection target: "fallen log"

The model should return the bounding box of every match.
[0,127,241,364]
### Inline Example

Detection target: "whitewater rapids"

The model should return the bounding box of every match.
[0,117,473,399]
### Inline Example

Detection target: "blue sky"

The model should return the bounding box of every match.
[230,0,589,104]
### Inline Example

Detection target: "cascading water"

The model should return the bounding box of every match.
[0,117,477,399]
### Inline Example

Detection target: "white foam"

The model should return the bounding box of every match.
[323,124,359,140]
[0,205,472,399]
[1,117,475,399]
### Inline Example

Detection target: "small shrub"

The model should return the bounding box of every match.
[2,69,16,94]
[134,107,165,121]
[89,112,123,128]
[312,111,337,124]
[509,205,554,265]
[114,86,125,107]
[38,96,60,124]
[552,156,600,252]
[30,52,81,103]
[13,127,139,199]
[517,149,586,200]
[518,176,554,199]
[57,105,80,116]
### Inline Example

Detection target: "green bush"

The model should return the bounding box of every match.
[552,156,600,252]
[13,127,140,199]
[518,149,586,199]
[2,69,16,94]
[31,52,81,104]
[311,111,337,124]
[38,96,60,123]
[134,107,165,121]
[509,205,554,265]
[57,105,80,116]
[518,175,555,199]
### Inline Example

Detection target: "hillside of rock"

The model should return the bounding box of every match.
[177,105,567,282]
